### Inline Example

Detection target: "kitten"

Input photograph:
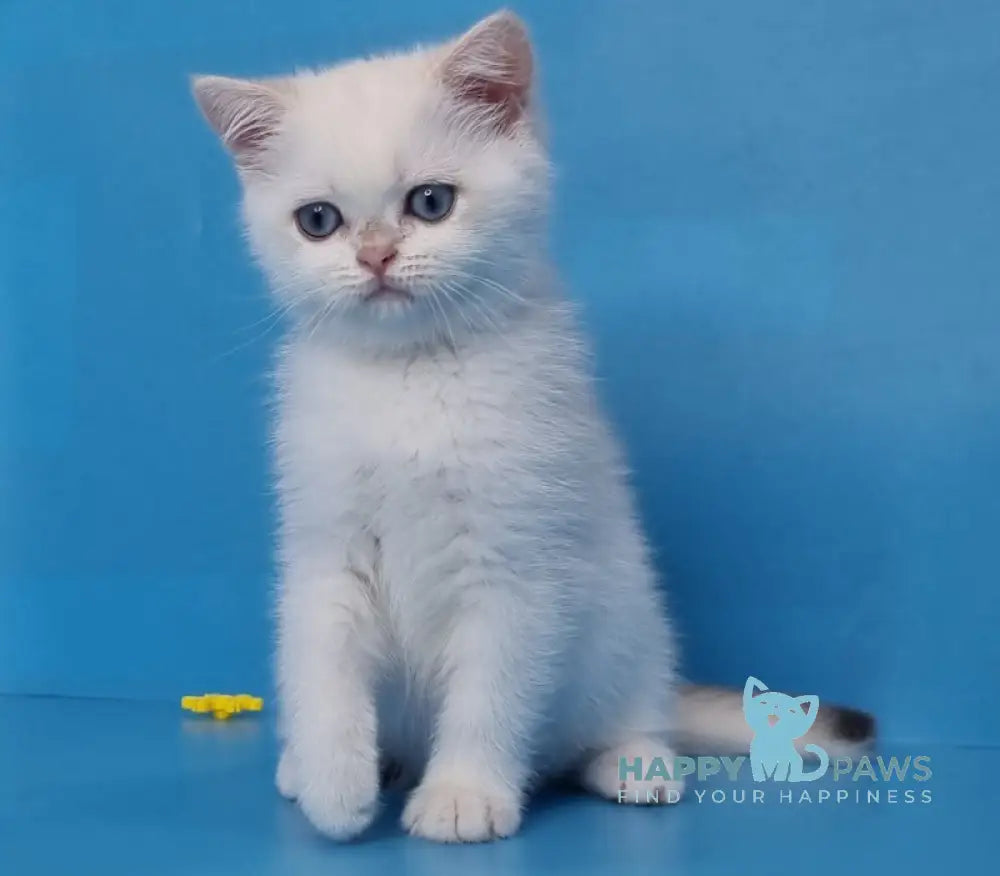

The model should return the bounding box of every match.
[743,677,829,782]
[192,10,874,843]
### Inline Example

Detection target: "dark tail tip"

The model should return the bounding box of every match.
[833,706,877,743]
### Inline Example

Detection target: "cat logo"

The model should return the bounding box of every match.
[743,676,830,782]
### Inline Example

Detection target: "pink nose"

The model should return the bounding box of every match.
[356,241,398,276]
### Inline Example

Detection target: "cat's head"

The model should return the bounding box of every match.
[193,11,549,352]
[742,677,819,740]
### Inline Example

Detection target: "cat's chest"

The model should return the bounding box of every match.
[283,345,518,477]
[348,359,489,459]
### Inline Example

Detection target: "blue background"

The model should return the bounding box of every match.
[1,0,997,747]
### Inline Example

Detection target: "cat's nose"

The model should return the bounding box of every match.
[768,714,779,727]
[356,240,398,277]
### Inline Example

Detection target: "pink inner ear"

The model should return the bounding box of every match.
[442,13,533,130]
[193,76,285,164]
[228,116,275,154]
[450,74,525,127]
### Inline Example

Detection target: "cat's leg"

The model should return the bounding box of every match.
[572,613,682,805]
[277,551,381,840]
[274,696,301,800]
[401,579,547,843]
[575,691,683,805]
[275,746,300,800]
[751,757,767,782]
[580,735,684,805]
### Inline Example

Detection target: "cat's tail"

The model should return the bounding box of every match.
[672,684,876,756]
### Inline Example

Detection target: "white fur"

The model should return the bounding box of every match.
[194,12,682,842]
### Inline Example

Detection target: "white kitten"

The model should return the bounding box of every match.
[193,10,873,843]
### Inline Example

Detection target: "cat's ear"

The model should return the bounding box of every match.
[191,75,287,168]
[796,696,820,729]
[441,10,534,130]
[744,676,768,703]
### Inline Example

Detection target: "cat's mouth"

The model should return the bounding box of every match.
[767,714,780,727]
[363,282,414,303]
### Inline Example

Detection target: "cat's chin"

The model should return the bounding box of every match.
[295,292,450,352]
[358,290,422,325]
[363,283,414,305]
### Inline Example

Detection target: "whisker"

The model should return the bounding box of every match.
[210,290,319,363]
[443,279,511,345]
[434,282,477,335]
[427,287,458,353]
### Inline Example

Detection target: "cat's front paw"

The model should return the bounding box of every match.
[402,777,522,843]
[293,746,380,841]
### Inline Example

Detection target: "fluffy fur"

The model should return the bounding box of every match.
[192,11,873,843]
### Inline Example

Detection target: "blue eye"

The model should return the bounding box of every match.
[294,202,342,239]
[406,183,456,222]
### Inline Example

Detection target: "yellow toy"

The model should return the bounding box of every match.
[181,693,263,720]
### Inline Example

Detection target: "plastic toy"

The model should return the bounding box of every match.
[180,693,263,720]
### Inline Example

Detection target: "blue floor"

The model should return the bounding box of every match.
[0,697,988,875]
